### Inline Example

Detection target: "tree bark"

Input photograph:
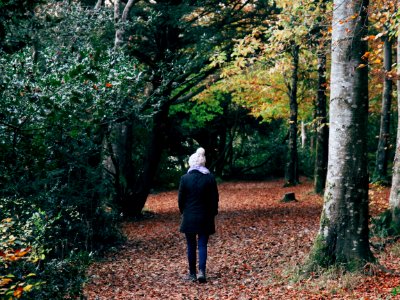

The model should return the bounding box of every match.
[389,20,400,217]
[314,52,329,194]
[129,105,170,216]
[285,43,300,186]
[114,0,137,49]
[111,120,136,212]
[373,34,393,183]
[310,0,373,270]
[301,121,306,149]
[94,0,103,9]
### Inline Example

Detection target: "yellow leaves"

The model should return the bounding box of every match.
[0,273,41,299]
[209,49,227,68]
[0,278,13,286]
[357,64,367,69]
[350,13,358,19]
[23,284,33,292]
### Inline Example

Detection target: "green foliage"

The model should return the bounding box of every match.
[370,208,400,238]
[0,3,135,298]
[0,197,95,299]
[392,286,400,296]
[168,90,287,180]
[0,217,45,299]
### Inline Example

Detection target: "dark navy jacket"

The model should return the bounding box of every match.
[178,170,219,234]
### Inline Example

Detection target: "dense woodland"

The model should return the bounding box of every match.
[1,0,400,298]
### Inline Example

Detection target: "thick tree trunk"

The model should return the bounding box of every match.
[285,44,300,186]
[128,106,170,216]
[389,26,400,217]
[314,52,329,194]
[373,35,393,183]
[111,120,136,211]
[310,0,373,270]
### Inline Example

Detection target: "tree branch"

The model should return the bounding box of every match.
[122,0,138,22]
[173,74,221,105]
[169,68,219,104]
[94,0,103,10]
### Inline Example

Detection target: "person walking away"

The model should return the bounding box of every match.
[178,147,219,283]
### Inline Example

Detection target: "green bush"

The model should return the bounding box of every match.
[0,195,123,299]
[370,208,400,238]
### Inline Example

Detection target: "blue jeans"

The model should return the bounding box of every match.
[185,233,209,275]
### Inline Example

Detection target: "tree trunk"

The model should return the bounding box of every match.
[389,22,400,218]
[314,52,329,194]
[94,0,103,9]
[301,121,306,149]
[111,120,136,212]
[373,35,393,184]
[309,0,373,270]
[128,106,170,216]
[285,43,300,186]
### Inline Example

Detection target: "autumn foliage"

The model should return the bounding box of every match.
[84,178,400,299]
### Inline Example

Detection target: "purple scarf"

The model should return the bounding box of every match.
[187,166,210,174]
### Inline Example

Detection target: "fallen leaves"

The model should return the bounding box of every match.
[84,178,400,299]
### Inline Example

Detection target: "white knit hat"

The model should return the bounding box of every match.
[188,147,206,167]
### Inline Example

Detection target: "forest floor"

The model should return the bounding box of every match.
[84,177,400,299]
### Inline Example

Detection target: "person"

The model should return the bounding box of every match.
[178,147,219,283]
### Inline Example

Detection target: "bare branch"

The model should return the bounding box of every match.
[122,0,138,22]
[94,0,103,10]
[114,0,121,24]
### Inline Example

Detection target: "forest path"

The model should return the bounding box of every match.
[84,178,399,299]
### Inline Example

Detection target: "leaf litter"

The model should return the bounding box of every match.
[84,178,400,299]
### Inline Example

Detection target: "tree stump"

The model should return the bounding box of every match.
[281,192,297,202]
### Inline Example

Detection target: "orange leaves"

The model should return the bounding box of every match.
[13,286,24,298]
[92,83,113,90]
[84,179,396,299]
[338,13,359,25]
[15,247,32,258]
[361,51,371,60]
[0,247,32,262]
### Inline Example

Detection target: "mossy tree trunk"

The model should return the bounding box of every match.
[309,0,373,270]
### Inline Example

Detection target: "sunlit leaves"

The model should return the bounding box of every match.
[0,217,44,299]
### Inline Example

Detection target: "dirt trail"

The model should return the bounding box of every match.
[84,178,400,299]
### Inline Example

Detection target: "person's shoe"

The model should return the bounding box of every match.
[197,270,206,283]
[185,274,197,282]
